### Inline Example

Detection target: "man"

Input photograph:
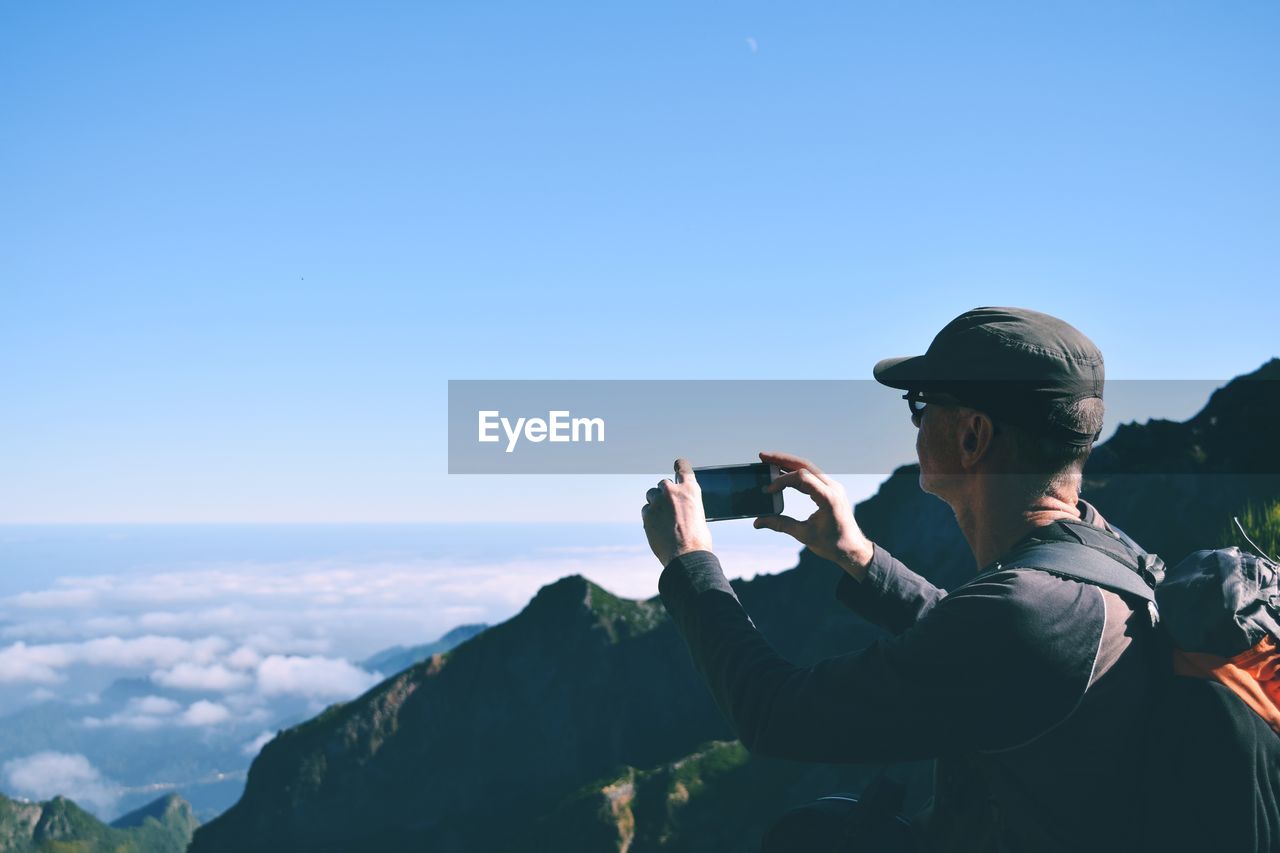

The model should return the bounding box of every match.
[642,307,1157,852]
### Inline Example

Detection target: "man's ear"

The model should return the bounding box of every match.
[959,411,996,469]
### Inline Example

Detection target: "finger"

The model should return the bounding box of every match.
[765,469,829,501]
[753,514,805,539]
[674,458,696,485]
[759,450,830,483]
[646,487,663,504]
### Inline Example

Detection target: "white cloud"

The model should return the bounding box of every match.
[83,616,135,635]
[82,695,182,730]
[0,636,229,684]
[226,645,263,670]
[132,695,181,715]
[540,544,648,555]
[152,662,252,692]
[0,552,671,661]
[138,607,243,632]
[256,655,379,699]
[2,752,118,816]
[746,36,758,54]
[222,691,267,712]
[239,631,329,656]
[0,615,133,642]
[0,528,806,729]
[76,635,228,669]
[12,588,98,609]
[0,643,66,684]
[180,700,231,727]
[243,730,274,757]
[83,695,234,730]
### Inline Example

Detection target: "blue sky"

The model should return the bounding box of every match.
[3,1,1278,522]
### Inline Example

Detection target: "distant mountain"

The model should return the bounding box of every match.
[360,624,489,674]
[190,362,1280,852]
[111,791,198,834]
[0,791,195,852]
[0,678,302,822]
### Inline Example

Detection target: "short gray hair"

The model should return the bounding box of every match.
[1010,397,1105,493]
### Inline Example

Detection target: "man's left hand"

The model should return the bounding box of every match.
[642,458,713,566]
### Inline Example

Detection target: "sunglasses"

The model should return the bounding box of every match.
[903,390,1007,436]
[902,390,963,427]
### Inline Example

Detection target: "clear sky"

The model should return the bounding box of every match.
[3,1,1278,522]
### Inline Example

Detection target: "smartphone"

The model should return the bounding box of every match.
[692,462,784,522]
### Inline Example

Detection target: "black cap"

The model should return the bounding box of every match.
[873,307,1105,446]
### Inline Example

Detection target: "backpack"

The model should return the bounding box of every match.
[1002,520,1280,853]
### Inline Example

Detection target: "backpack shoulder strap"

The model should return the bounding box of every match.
[996,522,1158,605]
[1002,540,1157,603]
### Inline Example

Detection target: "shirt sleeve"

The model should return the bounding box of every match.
[833,543,948,634]
[659,550,1100,763]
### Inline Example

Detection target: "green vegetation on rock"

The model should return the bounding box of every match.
[585,581,667,643]
[1226,499,1280,560]
[522,741,926,853]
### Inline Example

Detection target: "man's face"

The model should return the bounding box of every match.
[915,407,944,496]
[911,393,965,499]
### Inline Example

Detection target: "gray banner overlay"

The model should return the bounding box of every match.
[448,380,1244,474]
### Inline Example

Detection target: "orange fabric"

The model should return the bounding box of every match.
[1172,635,1280,736]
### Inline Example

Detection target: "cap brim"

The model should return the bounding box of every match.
[873,354,933,390]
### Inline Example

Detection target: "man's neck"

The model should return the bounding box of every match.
[953,481,1083,569]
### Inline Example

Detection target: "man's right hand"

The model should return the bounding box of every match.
[754,451,875,581]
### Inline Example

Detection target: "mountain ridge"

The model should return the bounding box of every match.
[0,790,196,852]
[360,623,489,674]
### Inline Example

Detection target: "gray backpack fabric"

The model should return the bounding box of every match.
[1002,521,1280,853]
[1156,546,1280,658]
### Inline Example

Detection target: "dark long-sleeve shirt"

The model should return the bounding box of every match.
[658,503,1155,852]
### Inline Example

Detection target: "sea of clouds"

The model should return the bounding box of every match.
[0,523,803,817]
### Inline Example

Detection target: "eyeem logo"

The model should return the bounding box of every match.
[478,410,605,453]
